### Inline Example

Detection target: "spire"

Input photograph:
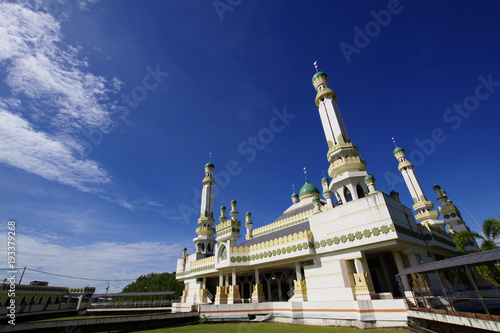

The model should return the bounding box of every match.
[193,161,217,256]
[391,137,398,148]
[314,61,319,73]
[304,167,308,183]
[311,68,370,204]
[433,185,468,233]
[392,146,444,231]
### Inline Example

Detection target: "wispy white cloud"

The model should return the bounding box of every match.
[0,109,110,190]
[0,1,118,191]
[2,226,185,293]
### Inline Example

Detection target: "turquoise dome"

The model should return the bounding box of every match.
[393,147,405,155]
[312,71,327,84]
[299,182,320,199]
[364,174,375,182]
[205,162,214,169]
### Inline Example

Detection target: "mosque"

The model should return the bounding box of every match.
[172,69,474,327]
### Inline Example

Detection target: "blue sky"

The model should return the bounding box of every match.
[1,0,499,292]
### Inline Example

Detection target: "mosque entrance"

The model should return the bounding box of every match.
[366,253,402,297]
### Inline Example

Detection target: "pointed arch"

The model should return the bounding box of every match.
[357,184,365,199]
[218,244,227,263]
[344,186,352,202]
[207,243,211,254]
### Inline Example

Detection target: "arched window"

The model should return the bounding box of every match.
[356,184,365,199]
[219,245,227,262]
[207,243,211,254]
[201,243,205,252]
[344,187,352,202]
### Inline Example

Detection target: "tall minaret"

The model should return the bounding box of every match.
[193,162,217,256]
[312,68,369,204]
[432,185,468,233]
[392,147,444,231]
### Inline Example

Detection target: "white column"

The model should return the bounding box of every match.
[255,268,260,284]
[393,251,411,291]
[295,262,302,280]
[219,271,223,286]
[232,268,237,285]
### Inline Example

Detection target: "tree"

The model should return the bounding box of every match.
[122,272,184,297]
[454,218,500,253]
[453,218,500,287]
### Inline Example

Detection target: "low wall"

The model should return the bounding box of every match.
[197,299,408,328]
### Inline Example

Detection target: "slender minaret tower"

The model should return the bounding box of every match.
[312,66,369,204]
[392,146,444,231]
[433,185,468,233]
[193,161,217,256]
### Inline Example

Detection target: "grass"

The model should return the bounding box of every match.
[137,322,408,333]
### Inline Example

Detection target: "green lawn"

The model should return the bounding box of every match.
[138,322,408,333]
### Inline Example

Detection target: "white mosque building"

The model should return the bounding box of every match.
[173,69,474,328]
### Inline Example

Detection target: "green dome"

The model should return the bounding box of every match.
[312,196,320,202]
[220,205,226,211]
[433,185,441,190]
[183,247,187,251]
[299,182,320,198]
[312,71,327,84]
[447,224,453,230]
[231,199,237,205]
[393,147,405,155]
[364,174,375,182]
[246,212,251,216]
[291,192,299,198]
[323,190,333,194]
[390,190,399,196]
[321,177,329,183]
[205,162,214,169]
